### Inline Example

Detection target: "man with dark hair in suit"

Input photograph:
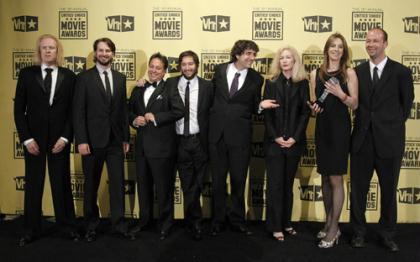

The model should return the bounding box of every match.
[14,34,79,246]
[209,40,277,236]
[164,50,214,240]
[73,37,131,242]
[350,28,414,252]
[128,53,184,240]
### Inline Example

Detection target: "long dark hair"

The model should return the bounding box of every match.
[319,33,350,82]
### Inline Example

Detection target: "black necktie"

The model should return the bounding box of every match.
[44,68,53,96]
[230,72,241,97]
[103,71,112,102]
[372,66,379,86]
[183,81,190,136]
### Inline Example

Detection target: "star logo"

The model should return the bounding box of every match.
[27,19,37,29]
[75,59,85,70]
[321,19,330,30]
[123,19,132,29]
[169,60,178,71]
[219,19,229,29]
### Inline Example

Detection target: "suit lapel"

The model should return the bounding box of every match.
[146,80,165,110]
[110,70,119,108]
[220,64,230,99]
[275,75,286,101]
[138,87,146,112]
[197,77,206,114]
[35,66,45,93]
[53,67,65,100]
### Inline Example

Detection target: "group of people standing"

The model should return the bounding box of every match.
[14,27,414,253]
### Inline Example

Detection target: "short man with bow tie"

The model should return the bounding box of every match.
[128,53,184,240]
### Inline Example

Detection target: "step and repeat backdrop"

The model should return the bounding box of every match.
[0,0,419,222]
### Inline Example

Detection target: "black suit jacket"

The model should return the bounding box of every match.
[128,80,184,158]
[352,59,414,158]
[73,67,129,148]
[166,76,214,152]
[263,76,310,156]
[209,63,264,146]
[14,65,75,151]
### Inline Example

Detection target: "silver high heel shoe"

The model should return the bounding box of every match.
[318,230,341,248]
[317,230,327,239]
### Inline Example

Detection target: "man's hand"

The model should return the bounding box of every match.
[78,143,91,156]
[26,140,40,155]
[123,142,130,154]
[260,99,280,109]
[52,138,66,154]
[134,116,147,127]
[144,113,155,123]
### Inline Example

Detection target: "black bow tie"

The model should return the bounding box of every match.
[145,82,157,88]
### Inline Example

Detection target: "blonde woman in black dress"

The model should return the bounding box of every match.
[309,33,358,248]
[264,46,310,241]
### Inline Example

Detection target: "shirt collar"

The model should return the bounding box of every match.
[96,63,112,74]
[41,64,57,71]
[369,56,388,72]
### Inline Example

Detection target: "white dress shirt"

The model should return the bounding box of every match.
[369,56,388,80]
[176,76,200,135]
[96,64,113,95]
[227,63,248,93]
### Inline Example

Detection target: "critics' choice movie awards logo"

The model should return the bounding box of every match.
[14,176,25,191]
[201,15,230,32]
[352,11,383,41]
[299,185,322,201]
[12,15,38,32]
[153,11,182,39]
[402,141,420,169]
[402,16,420,34]
[248,178,266,207]
[300,139,316,167]
[252,11,283,40]
[167,57,180,73]
[302,53,323,74]
[402,55,420,84]
[14,132,24,159]
[398,187,420,204]
[64,56,86,74]
[409,102,420,120]
[200,53,230,80]
[302,15,332,33]
[174,177,182,204]
[71,173,84,200]
[59,10,88,39]
[112,52,136,80]
[106,15,134,32]
[347,182,378,210]
[12,51,35,80]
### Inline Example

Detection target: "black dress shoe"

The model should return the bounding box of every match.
[18,235,34,247]
[382,238,399,252]
[159,230,169,240]
[210,225,222,237]
[85,230,96,242]
[231,225,252,236]
[69,231,80,242]
[351,235,365,248]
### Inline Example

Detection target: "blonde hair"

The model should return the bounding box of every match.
[35,34,64,66]
[269,46,307,82]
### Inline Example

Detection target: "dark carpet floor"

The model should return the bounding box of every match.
[0,216,419,262]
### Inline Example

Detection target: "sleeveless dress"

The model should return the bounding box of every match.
[315,70,351,175]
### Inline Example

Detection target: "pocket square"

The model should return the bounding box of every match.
[156,95,163,100]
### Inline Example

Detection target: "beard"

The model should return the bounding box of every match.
[96,56,113,66]
[182,70,198,80]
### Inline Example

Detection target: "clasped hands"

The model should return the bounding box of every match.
[134,113,155,127]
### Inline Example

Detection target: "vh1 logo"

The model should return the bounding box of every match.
[201,15,230,32]
[302,16,332,33]
[398,187,420,204]
[106,15,134,32]
[402,16,419,34]
[12,16,38,32]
